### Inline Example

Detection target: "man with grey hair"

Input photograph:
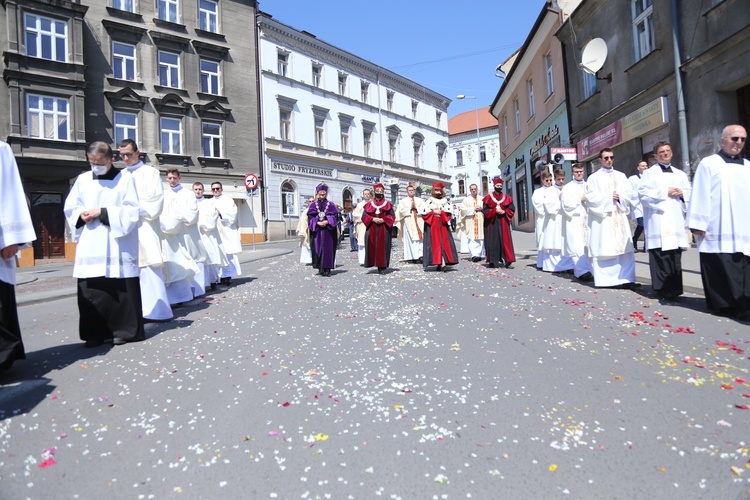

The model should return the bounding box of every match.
[351,188,372,265]
[687,125,750,319]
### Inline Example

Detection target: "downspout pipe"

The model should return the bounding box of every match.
[671,0,690,174]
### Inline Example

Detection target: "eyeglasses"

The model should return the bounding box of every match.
[728,136,747,143]
[211,187,222,191]
[120,152,136,157]
[601,156,614,161]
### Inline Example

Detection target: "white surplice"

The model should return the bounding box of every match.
[64,170,140,279]
[213,194,242,278]
[540,184,573,272]
[459,195,485,259]
[585,167,636,286]
[0,141,36,286]
[396,196,425,261]
[638,165,691,251]
[160,185,200,303]
[531,186,548,269]
[561,179,592,278]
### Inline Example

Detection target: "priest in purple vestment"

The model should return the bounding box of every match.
[307,184,339,277]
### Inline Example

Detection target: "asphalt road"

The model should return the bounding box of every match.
[1,240,748,499]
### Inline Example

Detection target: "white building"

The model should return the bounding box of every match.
[448,106,502,206]
[257,13,451,240]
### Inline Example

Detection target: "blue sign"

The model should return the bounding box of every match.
[361,176,380,183]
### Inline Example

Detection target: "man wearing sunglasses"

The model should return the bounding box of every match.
[583,148,638,288]
[687,125,750,320]
[211,182,243,285]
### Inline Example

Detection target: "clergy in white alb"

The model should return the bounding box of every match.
[119,139,172,321]
[297,197,314,265]
[531,171,552,270]
[628,160,648,252]
[0,140,37,370]
[539,170,574,272]
[584,148,637,287]
[560,164,592,280]
[63,141,143,347]
[458,184,485,262]
[638,142,691,300]
[686,125,750,320]
[395,184,425,263]
[211,182,243,284]
[160,169,201,305]
[351,189,371,265]
[193,182,228,289]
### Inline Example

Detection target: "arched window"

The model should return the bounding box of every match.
[458,179,465,196]
[281,181,296,216]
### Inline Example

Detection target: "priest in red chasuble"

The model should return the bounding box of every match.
[362,183,395,274]
[420,182,459,271]
[482,176,516,269]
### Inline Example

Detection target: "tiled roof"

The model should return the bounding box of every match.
[448,106,497,135]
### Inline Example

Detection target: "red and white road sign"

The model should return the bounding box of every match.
[244,173,259,190]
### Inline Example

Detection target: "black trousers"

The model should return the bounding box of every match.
[699,252,750,315]
[648,248,683,296]
[0,280,24,370]
[78,277,144,342]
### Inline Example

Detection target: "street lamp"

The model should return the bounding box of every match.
[457,95,482,191]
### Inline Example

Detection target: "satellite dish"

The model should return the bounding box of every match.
[553,153,565,164]
[580,38,608,75]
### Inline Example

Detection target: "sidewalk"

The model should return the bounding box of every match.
[14,239,296,306]
[507,229,704,296]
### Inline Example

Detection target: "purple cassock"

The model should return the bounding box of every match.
[307,198,339,272]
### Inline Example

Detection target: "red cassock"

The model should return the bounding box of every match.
[362,200,395,268]
[422,208,459,267]
[482,193,516,267]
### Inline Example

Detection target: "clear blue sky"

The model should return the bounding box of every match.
[258,1,544,117]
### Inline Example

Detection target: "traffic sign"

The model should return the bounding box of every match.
[244,173,259,190]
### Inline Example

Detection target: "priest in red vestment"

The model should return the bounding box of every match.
[482,176,516,269]
[362,183,395,274]
[420,182,459,271]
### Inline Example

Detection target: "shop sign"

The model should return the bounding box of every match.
[271,161,335,179]
[529,125,560,157]
[621,97,668,142]
[577,122,622,159]
[361,175,381,183]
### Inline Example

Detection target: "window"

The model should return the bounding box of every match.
[27,94,69,141]
[527,79,535,118]
[413,136,423,167]
[338,73,347,96]
[279,110,291,141]
[456,150,464,166]
[514,99,521,134]
[112,0,135,13]
[314,117,325,148]
[516,178,528,223]
[389,138,397,162]
[502,115,509,147]
[112,42,136,81]
[411,100,418,120]
[386,90,394,112]
[361,81,369,103]
[480,145,487,163]
[200,59,220,94]
[582,70,597,99]
[202,122,222,157]
[458,180,465,196]
[160,117,182,154]
[158,0,179,23]
[632,0,654,61]
[436,110,442,128]
[312,64,322,88]
[481,175,489,196]
[281,181,296,216]
[199,0,218,32]
[114,111,137,145]
[158,50,180,88]
[340,123,350,153]
[24,13,67,62]
[277,51,288,77]
[545,52,554,96]
[437,144,446,172]
[363,131,372,158]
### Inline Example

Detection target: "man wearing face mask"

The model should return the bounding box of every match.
[483,176,516,269]
[362,183,395,274]
[63,141,143,347]
[118,139,172,321]
[420,182,458,271]
[307,184,339,276]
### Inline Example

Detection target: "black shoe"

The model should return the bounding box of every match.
[417,257,423,263]
[378,267,386,274]
[84,339,104,348]
[488,263,496,268]
[471,256,482,263]
[504,264,514,269]
[436,265,442,271]
[578,272,594,282]
[112,337,127,346]
[210,283,217,291]
[220,278,231,286]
